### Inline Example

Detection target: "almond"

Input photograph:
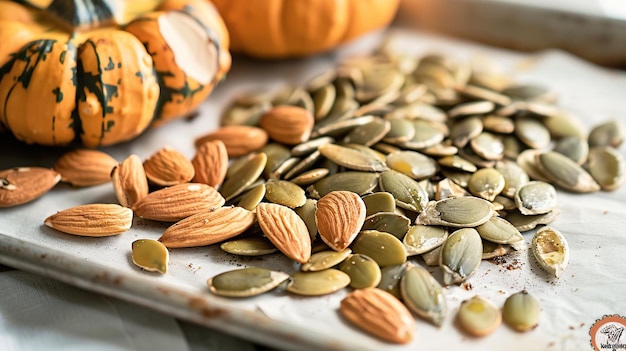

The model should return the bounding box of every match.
[315,190,366,251]
[112,154,149,208]
[143,146,194,186]
[340,287,415,344]
[192,139,228,188]
[54,149,117,187]
[0,167,60,208]
[256,202,311,263]
[259,105,314,145]
[133,183,225,222]
[194,125,268,157]
[158,206,255,248]
[44,204,133,236]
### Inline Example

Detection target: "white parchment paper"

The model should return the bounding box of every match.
[1,28,626,350]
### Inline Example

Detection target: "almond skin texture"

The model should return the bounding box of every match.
[259,105,314,145]
[158,206,255,248]
[315,190,366,251]
[143,146,195,186]
[194,125,268,157]
[0,167,60,208]
[112,154,149,208]
[44,204,133,236]
[132,183,225,222]
[340,287,415,344]
[54,149,118,187]
[256,202,312,263]
[192,139,229,187]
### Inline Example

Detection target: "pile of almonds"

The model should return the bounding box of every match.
[1,46,626,345]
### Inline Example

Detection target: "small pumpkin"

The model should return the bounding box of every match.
[211,0,400,59]
[0,0,230,147]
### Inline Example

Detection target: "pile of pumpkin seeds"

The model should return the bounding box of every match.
[201,45,625,342]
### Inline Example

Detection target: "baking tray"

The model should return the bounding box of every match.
[2,28,626,350]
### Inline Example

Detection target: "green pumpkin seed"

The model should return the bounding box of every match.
[264,179,306,208]
[318,143,388,172]
[502,290,540,332]
[448,100,494,118]
[385,101,447,122]
[342,117,391,146]
[481,115,514,134]
[514,181,557,215]
[400,263,447,327]
[131,239,168,274]
[306,70,336,92]
[221,101,271,127]
[421,245,442,267]
[291,136,334,157]
[495,159,530,198]
[541,109,587,140]
[237,183,266,210]
[536,151,600,193]
[440,228,483,286]
[306,171,379,198]
[294,198,318,240]
[383,118,416,144]
[420,141,459,157]
[352,230,407,267]
[362,192,396,216]
[468,168,505,201]
[290,168,330,186]
[207,267,290,297]
[379,170,429,212]
[435,178,469,200]
[588,119,625,148]
[339,253,382,289]
[438,155,477,173]
[450,116,483,148]
[475,216,524,248]
[312,83,336,119]
[470,132,504,161]
[283,150,321,180]
[532,226,569,277]
[493,195,517,211]
[287,269,351,296]
[396,120,445,150]
[385,150,438,180]
[514,117,551,149]
[586,146,626,191]
[457,84,511,106]
[516,149,550,182]
[553,136,589,165]
[302,248,352,272]
[456,295,502,337]
[362,212,411,239]
[261,143,292,178]
[403,225,448,256]
[313,114,373,138]
[269,157,300,179]
[501,84,556,103]
[221,153,267,201]
[505,208,560,232]
[416,196,495,227]
[376,262,409,298]
[220,237,278,256]
[482,240,513,259]
[439,169,472,188]
[502,134,523,159]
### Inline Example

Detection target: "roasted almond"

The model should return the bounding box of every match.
[256,202,312,263]
[192,139,229,188]
[158,206,255,248]
[44,204,133,236]
[315,190,366,251]
[0,167,60,208]
[133,183,225,222]
[259,105,314,145]
[340,287,415,344]
[143,146,194,186]
[194,125,268,157]
[54,149,118,187]
[112,154,149,208]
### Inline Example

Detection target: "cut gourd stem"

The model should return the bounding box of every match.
[46,0,117,30]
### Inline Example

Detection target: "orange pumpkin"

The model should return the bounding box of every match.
[211,0,400,59]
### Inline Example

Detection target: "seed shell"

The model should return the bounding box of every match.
[532,226,569,277]
[514,181,557,215]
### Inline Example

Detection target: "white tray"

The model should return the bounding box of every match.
[2,28,626,350]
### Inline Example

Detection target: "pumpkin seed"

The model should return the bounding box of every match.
[221,101,271,127]
[536,151,600,193]
[395,120,445,150]
[306,69,337,92]
[287,269,351,296]
[456,295,502,337]
[376,262,409,298]
[269,157,300,179]
[208,267,290,298]
[131,239,169,274]
[352,230,407,267]
[532,226,569,277]
[302,248,352,272]
[481,115,514,134]
[439,169,472,188]
[514,117,551,149]
[318,143,388,172]
[482,240,513,259]
[383,118,416,144]
[505,208,560,232]
[312,83,336,119]
[237,183,266,210]
[516,149,550,182]
[379,170,429,212]
[553,136,588,165]
[475,216,524,249]
[221,153,267,201]
[385,101,447,122]
[588,119,625,148]
[493,195,517,211]
[403,225,448,256]
[362,211,411,239]
[306,171,379,198]
[312,114,374,138]
[291,136,334,157]
[263,179,306,208]
[421,245,442,267]
[439,228,483,286]
[542,109,587,140]
[470,132,504,161]
[261,143,292,178]
[283,150,322,180]
[340,253,382,289]
[501,84,556,103]
[400,263,447,327]
[514,181,557,215]
[447,100,494,118]
[457,84,511,106]
[362,192,396,216]
[450,116,483,148]
[220,237,278,256]
[586,146,626,191]
[294,198,318,240]
[438,155,477,173]
[502,290,540,332]
[495,159,530,198]
[416,196,495,228]
[421,142,459,157]
[289,168,330,186]
[435,178,469,200]
[468,168,505,201]
[385,150,438,180]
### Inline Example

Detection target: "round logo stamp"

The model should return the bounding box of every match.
[590,315,626,351]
